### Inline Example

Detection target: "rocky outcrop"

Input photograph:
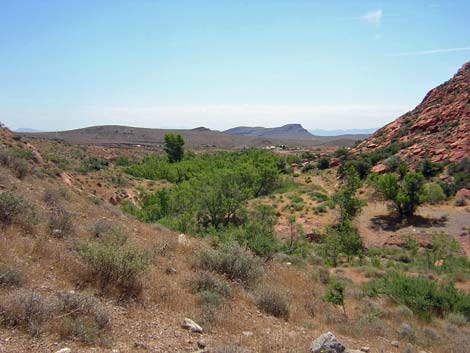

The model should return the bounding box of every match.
[310,332,345,353]
[351,62,470,167]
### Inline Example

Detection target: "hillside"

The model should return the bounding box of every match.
[224,124,314,140]
[352,62,470,165]
[1,125,470,352]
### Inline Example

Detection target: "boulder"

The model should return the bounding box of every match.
[182,318,203,333]
[310,332,345,353]
[456,188,470,200]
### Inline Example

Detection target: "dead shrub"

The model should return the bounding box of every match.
[0,289,54,337]
[93,219,127,245]
[43,187,67,206]
[56,291,110,344]
[49,206,74,238]
[255,286,290,320]
[11,158,30,179]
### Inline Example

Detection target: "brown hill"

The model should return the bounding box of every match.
[352,62,470,165]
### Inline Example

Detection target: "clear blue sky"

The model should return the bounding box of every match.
[1,0,469,131]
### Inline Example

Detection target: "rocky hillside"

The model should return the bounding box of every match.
[352,62,470,165]
[224,124,314,140]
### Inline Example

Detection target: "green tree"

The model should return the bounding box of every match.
[164,134,185,163]
[333,165,365,223]
[317,157,330,170]
[323,281,346,316]
[375,172,425,218]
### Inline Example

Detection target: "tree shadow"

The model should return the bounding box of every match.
[370,214,448,231]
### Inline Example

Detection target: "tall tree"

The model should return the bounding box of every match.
[164,134,185,163]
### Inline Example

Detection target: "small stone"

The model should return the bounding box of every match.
[242,331,254,337]
[182,318,203,333]
[391,341,399,347]
[134,342,148,349]
[55,349,71,353]
[178,233,188,244]
[360,347,370,352]
[197,340,206,349]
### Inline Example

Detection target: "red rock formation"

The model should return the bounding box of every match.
[351,62,470,166]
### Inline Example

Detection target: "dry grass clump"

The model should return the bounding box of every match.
[93,219,127,245]
[0,289,54,337]
[0,264,23,287]
[255,286,290,320]
[192,242,263,287]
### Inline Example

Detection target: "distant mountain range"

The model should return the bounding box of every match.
[224,124,314,140]
[308,128,377,136]
[17,124,368,149]
[14,128,43,133]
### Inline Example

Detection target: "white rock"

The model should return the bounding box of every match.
[242,331,254,337]
[182,318,203,333]
[55,349,71,353]
[178,233,188,244]
[391,340,399,347]
[360,347,370,352]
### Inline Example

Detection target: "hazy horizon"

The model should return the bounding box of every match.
[2,1,469,131]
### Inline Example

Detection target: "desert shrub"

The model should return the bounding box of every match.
[79,157,109,173]
[11,158,30,179]
[0,290,53,337]
[0,264,23,287]
[397,323,416,342]
[196,290,224,325]
[56,291,110,344]
[93,219,127,245]
[189,271,231,298]
[423,183,446,204]
[48,207,74,238]
[115,156,130,166]
[255,286,290,320]
[0,192,35,228]
[77,241,150,299]
[316,267,330,284]
[43,187,67,206]
[446,312,467,326]
[193,242,263,287]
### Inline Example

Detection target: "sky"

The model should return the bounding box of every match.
[1,0,469,132]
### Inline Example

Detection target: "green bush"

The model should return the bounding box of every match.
[0,192,29,228]
[255,286,290,320]
[373,172,425,217]
[77,241,150,299]
[423,183,446,204]
[317,157,330,170]
[372,273,470,321]
[193,242,263,287]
